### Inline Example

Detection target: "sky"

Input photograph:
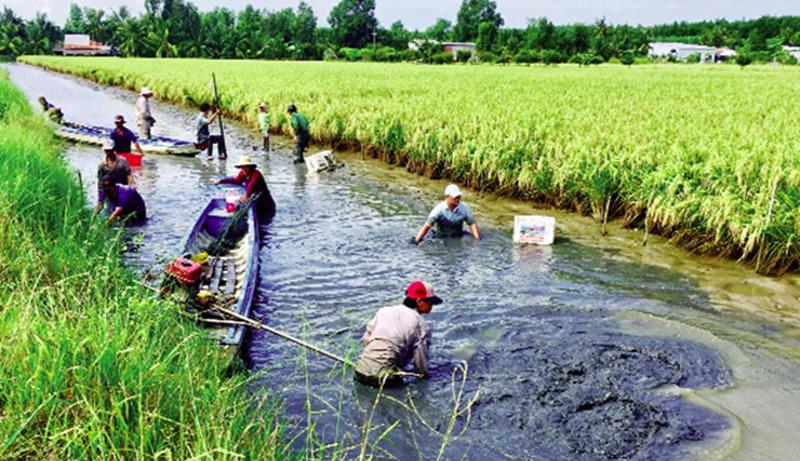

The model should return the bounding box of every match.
[6,0,800,30]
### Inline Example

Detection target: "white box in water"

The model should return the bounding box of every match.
[513,215,556,245]
[305,150,337,172]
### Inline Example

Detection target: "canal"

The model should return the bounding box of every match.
[7,63,800,461]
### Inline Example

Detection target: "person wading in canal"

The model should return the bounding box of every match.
[95,178,146,225]
[135,87,156,140]
[354,281,441,387]
[197,103,226,160]
[414,184,480,244]
[287,104,310,164]
[98,140,134,188]
[110,115,144,156]
[258,102,271,152]
[214,156,276,220]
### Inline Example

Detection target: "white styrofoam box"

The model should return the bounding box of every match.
[304,150,338,172]
[513,215,556,245]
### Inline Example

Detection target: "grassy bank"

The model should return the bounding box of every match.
[18,56,800,274]
[0,69,294,459]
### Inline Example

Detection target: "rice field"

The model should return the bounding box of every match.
[20,56,800,274]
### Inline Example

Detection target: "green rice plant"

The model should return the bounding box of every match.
[18,56,800,273]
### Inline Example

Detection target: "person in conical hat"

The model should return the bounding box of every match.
[214,155,276,220]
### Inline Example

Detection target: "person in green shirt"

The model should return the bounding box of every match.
[287,104,310,164]
[258,102,270,152]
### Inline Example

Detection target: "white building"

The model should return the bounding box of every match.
[408,39,476,60]
[56,34,113,56]
[649,42,735,63]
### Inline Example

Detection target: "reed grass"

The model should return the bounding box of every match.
[0,69,296,460]
[20,56,800,274]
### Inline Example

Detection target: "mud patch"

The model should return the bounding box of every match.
[461,317,731,460]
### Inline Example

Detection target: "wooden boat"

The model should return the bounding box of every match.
[57,120,200,157]
[165,189,260,348]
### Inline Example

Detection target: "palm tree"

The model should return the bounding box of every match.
[0,23,23,56]
[147,19,178,58]
[180,35,207,58]
[114,19,145,57]
[23,22,51,55]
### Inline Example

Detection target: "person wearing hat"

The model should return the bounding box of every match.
[287,104,310,164]
[354,281,441,387]
[135,87,156,140]
[95,177,146,225]
[214,156,276,220]
[38,96,63,123]
[196,103,226,160]
[98,139,134,189]
[414,184,480,244]
[110,115,144,156]
[258,102,271,152]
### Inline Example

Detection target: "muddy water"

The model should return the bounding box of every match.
[7,63,799,461]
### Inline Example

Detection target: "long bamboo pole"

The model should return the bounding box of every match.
[214,307,356,368]
[212,73,226,154]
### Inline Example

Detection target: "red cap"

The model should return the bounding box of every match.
[406,281,442,305]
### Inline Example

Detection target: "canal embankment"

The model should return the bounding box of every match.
[0,69,293,460]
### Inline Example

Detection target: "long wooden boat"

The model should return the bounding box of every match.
[165,189,260,348]
[58,120,200,156]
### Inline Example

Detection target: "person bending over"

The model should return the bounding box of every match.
[354,281,442,387]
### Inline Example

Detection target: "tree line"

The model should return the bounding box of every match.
[2,0,800,64]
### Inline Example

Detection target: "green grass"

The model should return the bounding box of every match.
[0,68,296,460]
[20,56,800,274]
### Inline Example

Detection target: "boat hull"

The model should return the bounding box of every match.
[175,190,260,348]
[57,121,200,156]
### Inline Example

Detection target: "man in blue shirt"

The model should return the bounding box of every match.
[414,184,480,244]
[110,115,144,155]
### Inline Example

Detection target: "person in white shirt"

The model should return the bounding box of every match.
[354,281,442,387]
[135,87,155,140]
[415,184,480,244]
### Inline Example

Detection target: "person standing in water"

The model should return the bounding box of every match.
[196,103,226,160]
[287,104,310,164]
[258,102,271,152]
[414,184,480,244]
[135,87,156,140]
[110,115,144,156]
[98,140,134,188]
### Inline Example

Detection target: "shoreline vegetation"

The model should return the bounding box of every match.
[0,69,295,459]
[20,56,800,275]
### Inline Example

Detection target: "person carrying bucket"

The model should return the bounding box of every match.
[214,156,276,220]
[135,87,156,140]
[287,104,310,164]
[110,115,144,156]
[414,184,480,244]
[354,281,441,387]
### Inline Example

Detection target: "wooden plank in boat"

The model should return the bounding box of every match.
[209,258,224,293]
[224,259,236,296]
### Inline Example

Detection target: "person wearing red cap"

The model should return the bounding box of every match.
[354,281,442,387]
